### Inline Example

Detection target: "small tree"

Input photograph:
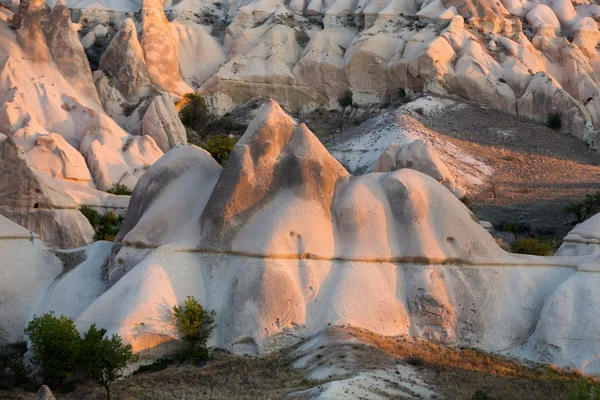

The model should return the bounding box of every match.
[179,93,212,134]
[173,296,216,361]
[80,325,139,400]
[24,312,80,383]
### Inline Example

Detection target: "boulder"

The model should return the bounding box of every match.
[36,385,56,400]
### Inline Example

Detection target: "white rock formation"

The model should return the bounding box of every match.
[373,139,467,198]
[4,99,596,376]
[141,93,188,152]
[557,214,600,257]
[0,214,63,345]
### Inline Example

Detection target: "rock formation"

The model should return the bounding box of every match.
[373,139,467,198]
[0,214,63,345]
[98,18,151,103]
[140,0,189,94]
[141,93,187,152]
[36,385,57,400]
[3,100,596,375]
[0,135,95,248]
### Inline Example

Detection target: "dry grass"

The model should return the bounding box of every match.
[336,326,597,400]
[419,101,600,237]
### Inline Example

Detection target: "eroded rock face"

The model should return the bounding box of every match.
[0,135,94,249]
[373,139,466,198]
[0,214,63,345]
[99,18,151,103]
[140,0,188,93]
[141,93,187,152]
[43,0,100,103]
[12,0,99,103]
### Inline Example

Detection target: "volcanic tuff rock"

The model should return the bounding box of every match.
[98,18,151,103]
[0,135,95,248]
[3,100,584,376]
[140,0,190,94]
[36,385,56,400]
[0,213,62,345]
[141,93,187,152]
[373,139,467,198]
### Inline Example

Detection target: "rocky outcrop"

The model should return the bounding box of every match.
[556,214,600,257]
[99,18,151,103]
[373,139,467,198]
[140,0,189,93]
[0,135,94,249]
[141,93,187,152]
[12,0,99,103]
[43,0,100,103]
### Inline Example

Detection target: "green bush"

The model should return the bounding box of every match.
[547,111,562,130]
[106,183,132,196]
[133,358,172,375]
[338,90,353,108]
[397,88,406,99]
[94,211,125,242]
[24,312,81,383]
[0,346,33,391]
[502,221,517,233]
[202,135,238,166]
[509,237,555,256]
[80,325,139,400]
[79,205,101,227]
[179,93,211,134]
[173,296,216,362]
[565,191,600,224]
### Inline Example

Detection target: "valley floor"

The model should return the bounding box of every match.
[2,327,596,400]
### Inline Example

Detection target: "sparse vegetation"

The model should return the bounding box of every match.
[78,206,124,242]
[202,135,237,166]
[547,111,563,130]
[0,345,33,391]
[106,183,133,196]
[173,296,216,362]
[508,237,555,256]
[564,190,600,224]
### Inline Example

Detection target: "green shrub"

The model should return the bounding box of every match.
[565,191,600,224]
[24,312,81,383]
[397,88,406,99]
[173,296,216,362]
[565,378,600,400]
[79,205,101,227]
[133,358,172,375]
[338,90,353,108]
[80,325,139,400]
[179,93,211,134]
[94,211,125,242]
[509,237,554,256]
[106,183,132,196]
[547,111,562,130]
[202,135,238,166]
